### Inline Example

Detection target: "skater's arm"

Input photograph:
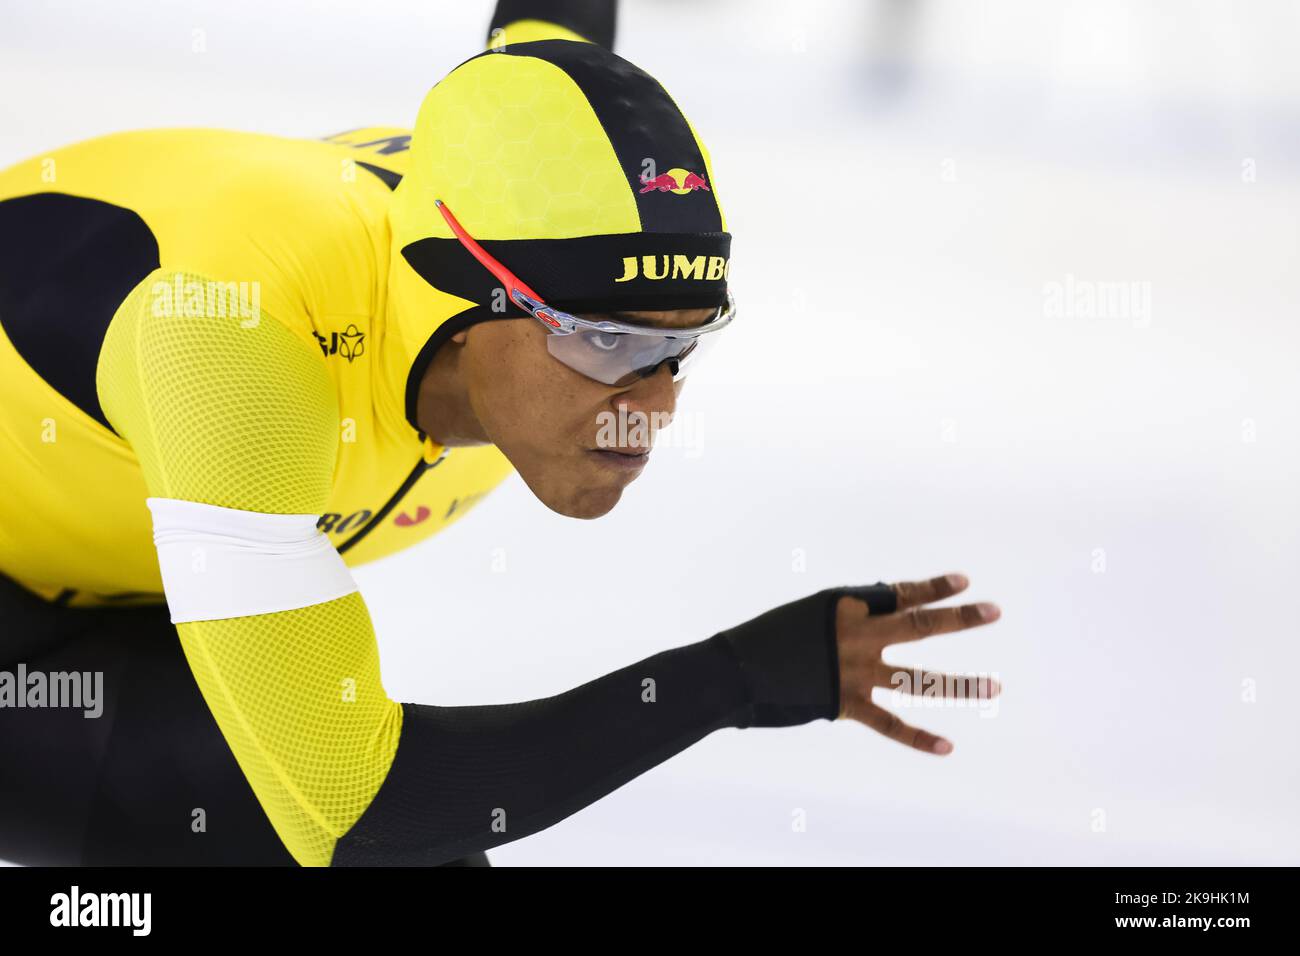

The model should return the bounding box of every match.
[96,268,841,866]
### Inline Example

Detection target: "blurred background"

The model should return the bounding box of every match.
[4,0,1297,865]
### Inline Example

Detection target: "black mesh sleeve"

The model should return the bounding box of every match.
[488,0,618,50]
[331,584,894,865]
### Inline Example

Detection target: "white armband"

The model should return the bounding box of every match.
[147,497,358,624]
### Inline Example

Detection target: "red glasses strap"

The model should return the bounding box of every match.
[434,200,547,306]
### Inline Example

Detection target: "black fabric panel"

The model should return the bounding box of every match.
[467,40,724,234]
[488,0,617,50]
[332,634,753,865]
[0,193,160,432]
[402,232,730,313]
[0,571,489,867]
[0,572,296,866]
[356,161,403,191]
[331,587,861,865]
[843,582,898,616]
[714,589,844,727]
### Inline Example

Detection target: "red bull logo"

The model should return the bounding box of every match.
[638,168,711,194]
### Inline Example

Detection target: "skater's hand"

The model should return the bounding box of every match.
[835,573,1001,755]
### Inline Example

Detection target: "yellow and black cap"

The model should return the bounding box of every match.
[391,39,730,318]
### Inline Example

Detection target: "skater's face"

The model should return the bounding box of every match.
[457,307,717,519]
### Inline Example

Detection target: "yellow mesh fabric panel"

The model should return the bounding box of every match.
[180,594,403,865]
[97,269,403,866]
[98,272,337,511]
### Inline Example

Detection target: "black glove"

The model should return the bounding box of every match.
[714,582,897,727]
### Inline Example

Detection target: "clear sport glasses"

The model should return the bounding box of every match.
[435,199,735,387]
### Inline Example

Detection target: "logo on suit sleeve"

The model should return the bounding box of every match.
[314,323,366,362]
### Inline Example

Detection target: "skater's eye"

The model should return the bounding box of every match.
[586,331,622,352]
